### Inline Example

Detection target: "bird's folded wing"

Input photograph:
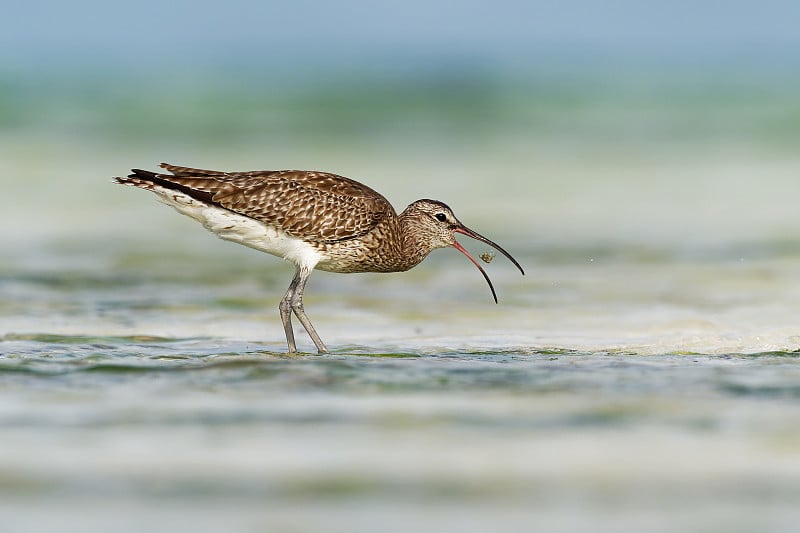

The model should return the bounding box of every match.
[157,164,394,243]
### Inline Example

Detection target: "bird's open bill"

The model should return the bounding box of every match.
[452,226,525,303]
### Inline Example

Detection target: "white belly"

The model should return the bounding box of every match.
[151,186,324,269]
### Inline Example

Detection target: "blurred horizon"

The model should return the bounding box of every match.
[4,0,800,147]
[5,0,800,141]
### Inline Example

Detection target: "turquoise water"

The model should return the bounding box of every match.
[2,72,800,531]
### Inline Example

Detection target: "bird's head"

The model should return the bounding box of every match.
[401,199,525,303]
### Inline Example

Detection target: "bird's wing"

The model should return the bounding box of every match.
[150,163,395,243]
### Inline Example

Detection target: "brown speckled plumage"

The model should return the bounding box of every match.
[115,163,524,353]
[138,163,393,243]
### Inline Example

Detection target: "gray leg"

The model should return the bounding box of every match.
[290,266,329,354]
[279,270,302,353]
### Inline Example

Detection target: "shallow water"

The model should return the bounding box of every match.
[2,237,800,532]
[2,335,800,533]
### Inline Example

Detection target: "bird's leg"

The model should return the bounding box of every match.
[279,269,302,353]
[290,266,329,354]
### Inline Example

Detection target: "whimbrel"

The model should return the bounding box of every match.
[115,163,524,353]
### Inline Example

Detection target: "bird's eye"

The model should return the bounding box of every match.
[434,213,447,222]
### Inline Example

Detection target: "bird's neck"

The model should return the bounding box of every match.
[395,210,435,272]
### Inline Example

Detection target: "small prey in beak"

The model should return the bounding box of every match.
[452,225,525,304]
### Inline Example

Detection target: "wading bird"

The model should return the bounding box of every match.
[115,163,524,353]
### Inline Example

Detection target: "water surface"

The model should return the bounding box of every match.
[2,239,800,533]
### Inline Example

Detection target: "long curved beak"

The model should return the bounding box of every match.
[452,225,525,304]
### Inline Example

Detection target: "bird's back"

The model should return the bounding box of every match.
[118,163,396,244]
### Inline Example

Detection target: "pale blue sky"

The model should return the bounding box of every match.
[3,0,799,75]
